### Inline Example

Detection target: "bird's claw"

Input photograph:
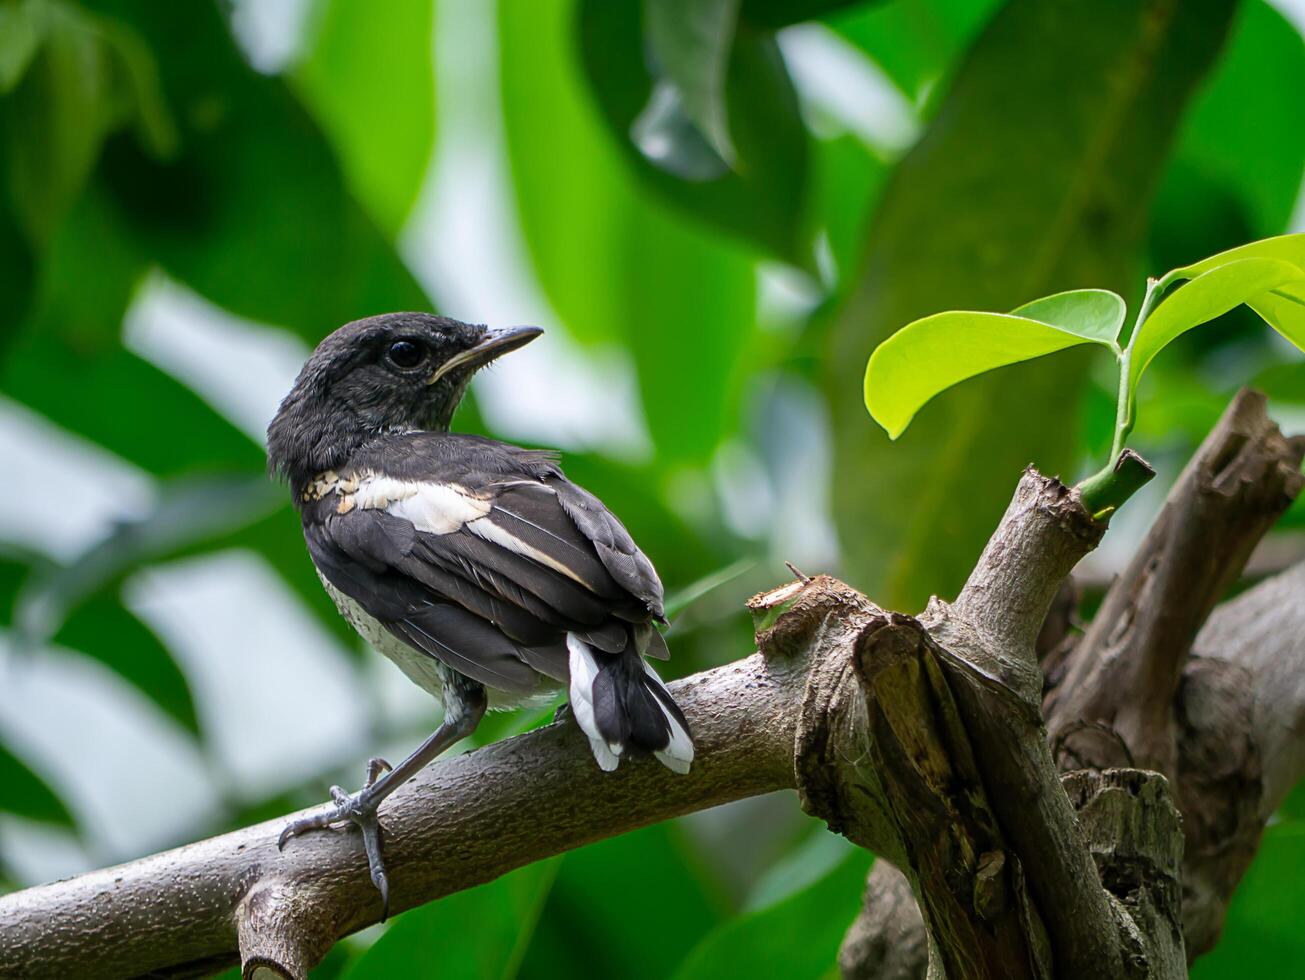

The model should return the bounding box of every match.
[277,765,392,920]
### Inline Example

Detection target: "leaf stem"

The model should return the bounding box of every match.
[1106,270,1178,462]
[1080,269,1181,513]
[1109,347,1132,461]
[1076,448,1156,520]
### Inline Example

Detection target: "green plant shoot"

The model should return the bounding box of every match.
[864,234,1305,503]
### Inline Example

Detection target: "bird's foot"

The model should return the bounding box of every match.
[278,756,393,916]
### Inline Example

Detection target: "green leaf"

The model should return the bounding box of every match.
[94,0,430,344]
[1128,257,1305,398]
[341,859,559,979]
[665,556,758,620]
[0,1,172,245]
[1,339,264,475]
[295,0,436,237]
[501,0,758,465]
[827,0,1238,610]
[2,3,121,243]
[1171,232,1305,280]
[0,520,196,739]
[1011,288,1127,346]
[52,590,202,737]
[0,0,44,92]
[644,0,740,166]
[518,823,725,978]
[1161,2,1305,241]
[577,0,812,265]
[739,0,869,30]
[809,132,888,289]
[827,0,1002,104]
[1191,823,1305,978]
[13,475,282,650]
[0,739,75,828]
[673,844,871,980]
[865,309,1114,438]
[0,191,36,353]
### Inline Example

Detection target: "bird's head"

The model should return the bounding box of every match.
[267,312,541,486]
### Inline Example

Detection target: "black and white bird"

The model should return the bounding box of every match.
[266,313,692,912]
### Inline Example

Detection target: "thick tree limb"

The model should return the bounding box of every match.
[1049,389,1305,775]
[1047,389,1305,958]
[777,468,1189,980]
[840,390,1305,977]
[1176,559,1305,955]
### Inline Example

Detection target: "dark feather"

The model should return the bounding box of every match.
[553,479,664,620]
[391,604,539,693]
[589,650,672,750]
[302,431,668,697]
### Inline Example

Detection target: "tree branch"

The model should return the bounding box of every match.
[1049,388,1305,776]
[0,650,810,979]
[840,390,1305,977]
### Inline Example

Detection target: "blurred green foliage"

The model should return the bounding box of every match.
[0,0,1303,976]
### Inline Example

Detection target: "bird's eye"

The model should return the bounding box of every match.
[387,339,426,369]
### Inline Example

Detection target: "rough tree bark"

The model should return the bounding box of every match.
[841,389,1305,977]
[1,391,1300,980]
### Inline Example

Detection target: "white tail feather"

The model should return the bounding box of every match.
[643,660,694,774]
[568,632,694,775]
[567,633,621,771]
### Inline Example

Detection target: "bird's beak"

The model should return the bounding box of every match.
[426,325,543,385]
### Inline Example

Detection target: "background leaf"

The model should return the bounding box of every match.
[0,0,168,245]
[93,0,430,342]
[501,0,758,466]
[518,823,726,978]
[0,0,44,92]
[12,475,281,648]
[295,0,436,237]
[1191,823,1305,979]
[828,0,1238,611]
[1155,2,1305,246]
[644,0,740,166]
[342,859,559,979]
[825,0,1000,104]
[577,0,812,265]
[673,846,870,980]
[0,740,75,828]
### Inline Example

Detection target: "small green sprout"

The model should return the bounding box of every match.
[864,234,1305,513]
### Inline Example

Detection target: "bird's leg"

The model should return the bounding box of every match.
[278,676,487,918]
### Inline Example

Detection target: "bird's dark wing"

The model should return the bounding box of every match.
[302,434,669,690]
[305,514,553,692]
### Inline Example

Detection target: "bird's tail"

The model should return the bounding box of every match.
[567,630,693,774]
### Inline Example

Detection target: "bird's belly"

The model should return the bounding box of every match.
[316,572,560,711]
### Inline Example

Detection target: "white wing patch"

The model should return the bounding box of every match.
[311,470,492,533]
[467,515,590,587]
[378,480,491,534]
